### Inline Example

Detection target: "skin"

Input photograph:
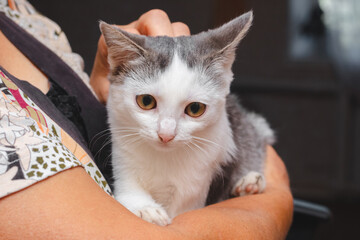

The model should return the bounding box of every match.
[0,9,293,239]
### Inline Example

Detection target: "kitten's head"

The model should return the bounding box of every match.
[100,12,252,151]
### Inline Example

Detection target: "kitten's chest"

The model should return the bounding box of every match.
[140,155,217,217]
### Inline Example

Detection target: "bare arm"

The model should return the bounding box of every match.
[0,146,292,240]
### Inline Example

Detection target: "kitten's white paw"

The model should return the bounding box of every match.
[232,171,266,197]
[134,206,171,226]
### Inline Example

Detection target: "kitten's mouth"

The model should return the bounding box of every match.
[153,140,177,151]
[158,140,173,147]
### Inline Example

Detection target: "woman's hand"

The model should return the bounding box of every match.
[90,9,190,104]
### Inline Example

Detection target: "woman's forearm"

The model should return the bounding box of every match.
[0,147,292,240]
[0,171,293,240]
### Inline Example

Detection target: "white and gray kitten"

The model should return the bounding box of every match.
[100,11,274,226]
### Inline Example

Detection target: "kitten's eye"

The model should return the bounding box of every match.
[185,102,206,118]
[136,94,157,110]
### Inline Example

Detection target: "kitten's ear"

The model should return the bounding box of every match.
[99,21,147,75]
[202,11,253,70]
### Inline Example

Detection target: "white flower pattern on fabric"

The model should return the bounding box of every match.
[0,115,27,145]
[0,99,45,171]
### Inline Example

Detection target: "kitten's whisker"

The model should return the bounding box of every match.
[91,128,140,165]
[117,133,141,139]
[94,138,113,159]
[192,138,216,151]
[188,141,212,166]
[192,136,225,150]
[103,152,113,168]
[121,137,138,146]
[89,129,111,150]
[109,130,140,142]
[118,132,141,141]
[107,126,139,135]
[110,129,139,133]
[121,138,143,150]
[94,129,140,154]
[190,141,209,157]
[192,136,222,147]
[184,143,194,159]
[185,143,199,161]
[120,134,143,147]
[186,140,201,154]
[109,127,139,132]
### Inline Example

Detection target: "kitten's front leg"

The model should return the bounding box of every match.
[114,180,171,226]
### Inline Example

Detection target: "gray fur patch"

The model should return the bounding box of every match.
[206,94,274,204]
[115,36,175,84]
[100,22,175,84]
[176,11,253,69]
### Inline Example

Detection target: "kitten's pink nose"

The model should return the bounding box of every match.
[158,134,175,143]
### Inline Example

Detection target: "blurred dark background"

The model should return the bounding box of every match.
[31,0,360,239]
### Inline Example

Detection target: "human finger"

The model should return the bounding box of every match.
[97,35,108,60]
[172,22,190,36]
[89,35,110,104]
[135,9,174,36]
[117,21,141,35]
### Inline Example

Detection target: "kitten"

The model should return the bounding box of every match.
[100,11,274,226]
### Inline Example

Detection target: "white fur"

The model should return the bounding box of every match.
[108,54,236,223]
